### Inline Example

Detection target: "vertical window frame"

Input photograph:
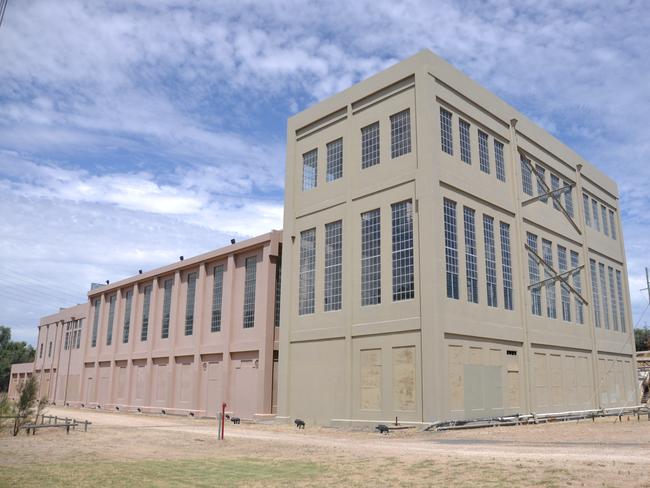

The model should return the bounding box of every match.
[463,207,479,304]
[326,138,343,182]
[243,256,257,328]
[361,209,382,306]
[440,108,453,155]
[361,122,380,169]
[324,220,343,311]
[391,200,414,302]
[299,229,316,315]
[443,199,460,300]
[390,109,411,159]
[302,149,318,191]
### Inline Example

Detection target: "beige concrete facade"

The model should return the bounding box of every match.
[278,50,637,425]
[23,231,282,419]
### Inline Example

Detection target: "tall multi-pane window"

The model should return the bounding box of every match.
[390,109,411,158]
[161,279,173,338]
[274,252,282,327]
[459,119,471,164]
[443,199,459,299]
[571,251,584,324]
[211,265,224,332]
[583,194,591,226]
[302,149,317,191]
[483,215,498,308]
[324,220,343,311]
[106,294,116,346]
[564,182,574,217]
[361,122,380,168]
[542,239,556,319]
[521,155,533,196]
[527,233,542,316]
[184,272,197,336]
[299,229,316,314]
[494,140,506,182]
[122,290,133,344]
[49,341,52,357]
[141,285,151,341]
[608,266,619,331]
[557,246,571,322]
[589,259,601,328]
[478,130,490,174]
[615,270,626,332]
[392,201,414,301]
[550,174,560,210]
[600,205,609,236]
[598,263,610,329]
[463,207,479,304]
[536,166,547,203]
[499,222,513,310]
[361,209,381,305]
[91,298,100,347]
[326,138,343,182]
[243,256,257,328]
[440,108,453,155]
[591,199,600,231]
[609,210,617,239]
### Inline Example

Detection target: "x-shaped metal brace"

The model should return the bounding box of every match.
[525,243,589,305]
[520,156,582,236]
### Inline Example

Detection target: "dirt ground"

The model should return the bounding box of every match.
[1,406,649,487]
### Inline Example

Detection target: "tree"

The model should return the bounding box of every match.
[0,325,35,392]
[12,375,38,436]
[635,328,650,352]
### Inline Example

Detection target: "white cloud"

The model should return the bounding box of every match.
[0,0,648,342]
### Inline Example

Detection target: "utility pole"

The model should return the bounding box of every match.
[642,267,650,305]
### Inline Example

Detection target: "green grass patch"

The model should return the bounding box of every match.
[0,458,325,488]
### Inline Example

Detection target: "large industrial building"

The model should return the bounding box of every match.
[277,49,637,424]
[9,50,639,424]
[10,232,282,419]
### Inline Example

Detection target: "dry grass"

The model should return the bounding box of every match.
[0,407,648,487]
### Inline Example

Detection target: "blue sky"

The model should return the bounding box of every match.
[0,0,648,344]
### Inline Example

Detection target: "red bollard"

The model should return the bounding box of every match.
[220,402,227,440]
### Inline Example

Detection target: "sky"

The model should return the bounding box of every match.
[0,0,648,345]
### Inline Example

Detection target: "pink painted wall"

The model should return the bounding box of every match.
[70,230,282,418]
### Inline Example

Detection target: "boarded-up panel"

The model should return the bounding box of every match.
[205,361,221,417]
[230,356,259,419]
[506,351,520,410]
[392,346,415,412]
[448,345,464,412]
[577,356,591,406]
[67,374,80,402]
[469,347,482,365]
[563,355,577,408]
[153,358,169,404]
[132,360,146,405]
[598,358,608,405]
[533,353,547,409]
[175,358,194,408]
[98,363,110,404]
[484,365,503,412]
[83,364,95,404]
[360,349,382,411]
[115,362,128,403]
[549,354,562,408]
